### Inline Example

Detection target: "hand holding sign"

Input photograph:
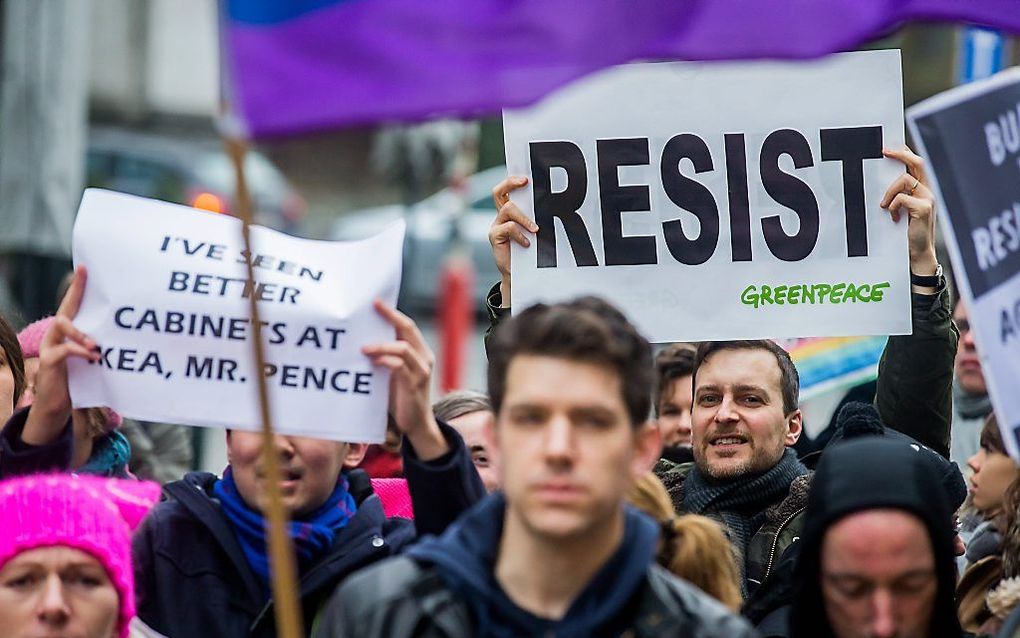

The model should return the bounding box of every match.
[881,147,940,283]
[22,267,101,446]
[489,176,538,306]
[362,300,448,461]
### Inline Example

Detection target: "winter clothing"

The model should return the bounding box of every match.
[370,477,414,519]
[16,315,51,358]
[0,474,161,638]
[313,493,758,638]
[119,419,194,484]
[789,437,962,638]
[212,468,358,597]
[0,406,132,478]
[951,381,994,469]
[872,281,958,459]
[358,444,404,478]
[79,429,133,478]
[133,421,485,638]
[683,448,807,570]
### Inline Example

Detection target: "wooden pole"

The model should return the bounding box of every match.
[224,135,305,638]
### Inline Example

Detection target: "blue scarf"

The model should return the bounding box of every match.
[78,431,132,478]
[213,467,357,596]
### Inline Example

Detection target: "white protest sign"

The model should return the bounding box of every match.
[503,50,910,342]
[907,68,1020,459]
[68,189,404,443]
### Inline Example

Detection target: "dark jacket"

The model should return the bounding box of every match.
[0,406,74,478]
[313,494,757,638]
[788,437,963,638]
[133,421,485,638]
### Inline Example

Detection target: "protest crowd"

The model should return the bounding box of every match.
[2,21,1020,638]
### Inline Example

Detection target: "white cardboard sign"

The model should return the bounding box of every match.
[68,189,404,443]
[907,68,1020,459]
[503,50,910,342]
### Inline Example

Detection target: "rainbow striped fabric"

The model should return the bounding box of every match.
[779,336,888,401]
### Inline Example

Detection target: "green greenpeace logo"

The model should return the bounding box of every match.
[741,281,890,308]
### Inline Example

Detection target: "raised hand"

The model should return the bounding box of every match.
[489,176,538,306]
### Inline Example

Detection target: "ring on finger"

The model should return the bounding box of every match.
[908,177,919,195]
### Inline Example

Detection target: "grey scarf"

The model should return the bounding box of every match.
[684,448,808,556]
[954,380,992,420]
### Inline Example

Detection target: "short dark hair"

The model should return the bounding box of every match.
[433,390,492,422]
[487,297,653,427]
[692,340,799,415]
[653,344,697,416]
[0,314,26,411]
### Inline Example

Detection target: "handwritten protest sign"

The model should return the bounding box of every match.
[503,50,910,342]
[907,68,1020,459]
[67,189,404,443]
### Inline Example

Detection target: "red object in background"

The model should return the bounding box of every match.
[359,445,404,478]
[438,253,475,394]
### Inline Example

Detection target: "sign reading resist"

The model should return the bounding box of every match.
[503,50,911,342]
[68,189,403,443]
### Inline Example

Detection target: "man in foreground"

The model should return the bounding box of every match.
[314,297,755,637]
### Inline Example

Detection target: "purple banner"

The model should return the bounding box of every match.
[223,0,1020,138]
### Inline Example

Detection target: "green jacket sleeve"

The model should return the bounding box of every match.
[874,279,958,458]
[483,281,510,359]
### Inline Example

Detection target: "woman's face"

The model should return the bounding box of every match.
[968,446,1019,516]
[0,348,19,422]
[0,546,120,638]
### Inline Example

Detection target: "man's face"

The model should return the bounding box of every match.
[821,509,937,638]
[953,302,986,395]
[448,409,501,492]
[0,546,120,638]
[692,348,801,479]
[227,431,366,517]
[657,375,693,448]
[496,355,659,540]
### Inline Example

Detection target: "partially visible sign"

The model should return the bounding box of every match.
[907,68,1020,459]
[68,189,404,443]
[503,51,910,342]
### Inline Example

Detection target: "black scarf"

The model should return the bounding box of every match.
[684,448,808,557]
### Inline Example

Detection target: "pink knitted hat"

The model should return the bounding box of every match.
[0,474,161,638]
[370,478,415,520]
[16,316,123,431]
[16,316,53,359]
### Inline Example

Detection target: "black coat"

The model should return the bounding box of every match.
[133,422,485,638]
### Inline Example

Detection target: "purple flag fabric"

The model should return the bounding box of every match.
[223,0,1020,138]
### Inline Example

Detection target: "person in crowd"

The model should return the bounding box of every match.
[957,417,1020,635]
[314,297,756,637]
[654,344,697,464]
[56,257,194,484]
[789,437,963,638]
[433,389,500,492]
[0,313,26,425]
[0,473,162,638]
[961,416,1020,570]
[627,471,743,611]
[950,300,994,469]
[9,267,486,637]
[982,482,1020,637]
[0,315,132,478]
[485,145,957,630]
